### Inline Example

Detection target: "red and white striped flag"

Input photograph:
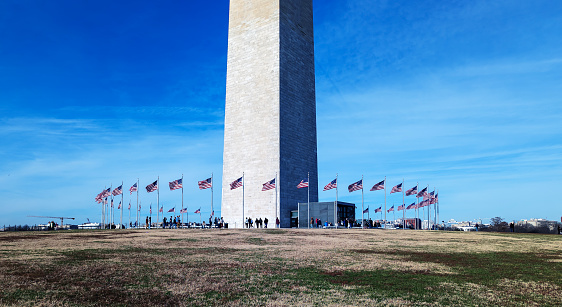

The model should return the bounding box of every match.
[230,177,243,190]
[146,180,158,193]
[405,185,418,196]
[262,178,276,191]
[323,178,337,191]
[370,180,385,191]
[169,178,183,191]
[297,178,309,189]
[129,183,138,194]
[198,178,212,190]
[348,179,362,192]
[112,185,123,196]
[390,183,402,194]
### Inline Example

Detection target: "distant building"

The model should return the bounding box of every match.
[293,201,355,228]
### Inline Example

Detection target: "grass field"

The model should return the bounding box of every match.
[1,229,561,306]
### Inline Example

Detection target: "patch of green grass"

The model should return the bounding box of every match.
[167,238,198,242]
[247,237,266,245]
[0,289,46,303]
[263,229,286,235]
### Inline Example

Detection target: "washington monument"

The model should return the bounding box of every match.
[222,0,318,228]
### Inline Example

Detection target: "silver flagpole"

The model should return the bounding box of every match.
[402,179,405,230]
[384,176,386,229]
[361,175,364,229]
[136,179,139,229]
[307,172,310,229]
[416,182,419,230]
[209,173,211,224]
[275,172,278,227]
[426,184,429,230]
[335,173,338,228]
[242,172,245,229]
[157,176,160,229]
[181,174,184,227]
[121,181,124,229]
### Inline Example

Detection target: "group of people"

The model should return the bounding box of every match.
[245,217,268,228]
[245,217,281,228]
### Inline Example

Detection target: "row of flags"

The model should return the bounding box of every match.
[365,196,437,215]
[229,176,311,191]
[95,177,213,203]
[228,176,437,202]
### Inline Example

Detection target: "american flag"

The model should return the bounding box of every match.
[95,192,102,203]
[419,199,430,207]
[424,191,435,201]
[129,183,138,194]
[180,208,187,214]
[405,185,418,196]
[112,185,123,196]
[198,178,212,190]
[397,204,405,211]
[416,187,428,198]
[194,208,201,214]
[128,202,131,210]
[111,199,114,208]
[168,207,175,213]
[146,180,158,193]
[323,178,337,191]
[138,203,141,211]
[159,206,163,213]
[390,183,402,194]
[406,202,416,210]
[363,208,369,213]
[230,177,243,190]
[101,188,111,198]
[370,180,385,191]
[374,207,382,213]
[169,178,183,191]
[150,205,152,214]
[117,201,121,210]
[297,178,309,189]
[348,179,362,192]
[262,178,276,191]
[431,193,439,204]
[387,205,394,213]
[211,210,214,217]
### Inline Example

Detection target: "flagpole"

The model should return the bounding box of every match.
[102,186,106,229]
[109,184,112,229]
[384,176,386,229]
[150,203,152,229]
[426,184,429,230]
[156,176,159,230]
[361,175,364,229]
[242,172,245,229]
[136,179,139,229]
[435,190,439,230]
[402,179,405,230]
[128,201,131,228]
[275,172,278,227]
[181,174,184,227]
[209,172,211,225]
[414,182,420,230]
[307,172,310,229]
[121,182,124,229]
[335,173,338,228]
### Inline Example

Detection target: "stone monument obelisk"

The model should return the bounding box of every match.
[222,0,318,228]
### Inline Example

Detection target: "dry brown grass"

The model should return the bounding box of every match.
[1,229,561,306]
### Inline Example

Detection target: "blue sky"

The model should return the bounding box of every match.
[1,0,561,226]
